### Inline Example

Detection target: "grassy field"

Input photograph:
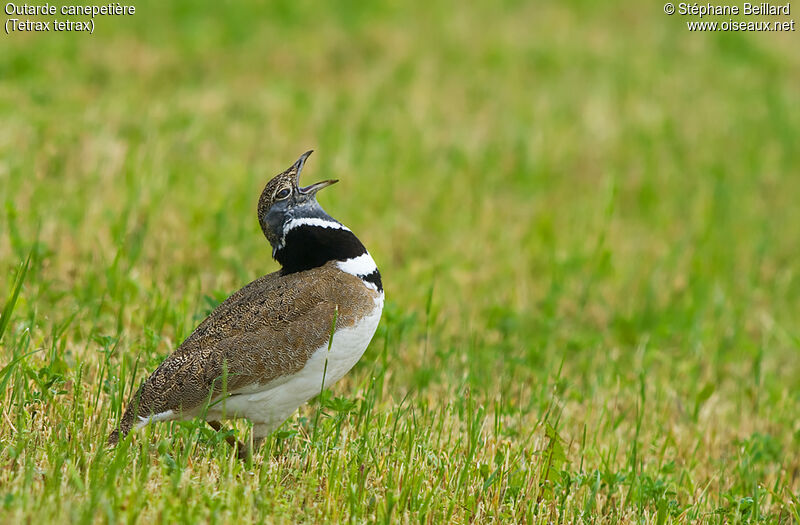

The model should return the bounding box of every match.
[2,1,799,522]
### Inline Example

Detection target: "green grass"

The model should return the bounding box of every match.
[1,1,799,522]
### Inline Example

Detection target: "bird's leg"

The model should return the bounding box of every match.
[251,423,273,455]
[207,420,249,460]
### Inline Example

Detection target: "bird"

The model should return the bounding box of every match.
[108,150,384,457]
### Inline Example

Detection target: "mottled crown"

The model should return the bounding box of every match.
[257,165,299,222]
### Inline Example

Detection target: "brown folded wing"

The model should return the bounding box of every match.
[108,261,377,443]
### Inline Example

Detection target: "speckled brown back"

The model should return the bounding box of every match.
[108,261,379,443]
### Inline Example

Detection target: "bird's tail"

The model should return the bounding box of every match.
[107,408,136,446]
[107,387,145,446]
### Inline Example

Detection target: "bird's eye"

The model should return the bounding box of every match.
[275,188,291,200]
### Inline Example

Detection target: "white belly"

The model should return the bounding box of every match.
[205,293,384,436]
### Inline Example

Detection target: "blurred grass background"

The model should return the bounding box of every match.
[1,0,799,522]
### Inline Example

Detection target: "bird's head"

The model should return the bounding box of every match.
[258,150,338,249]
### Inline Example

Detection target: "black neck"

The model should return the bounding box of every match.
[275,225,368,275]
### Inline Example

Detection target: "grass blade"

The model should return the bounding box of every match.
[0,250,32,345]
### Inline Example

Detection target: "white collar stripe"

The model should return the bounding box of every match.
[283,218,349,237]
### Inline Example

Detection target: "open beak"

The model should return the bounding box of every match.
[291,150,338,195]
